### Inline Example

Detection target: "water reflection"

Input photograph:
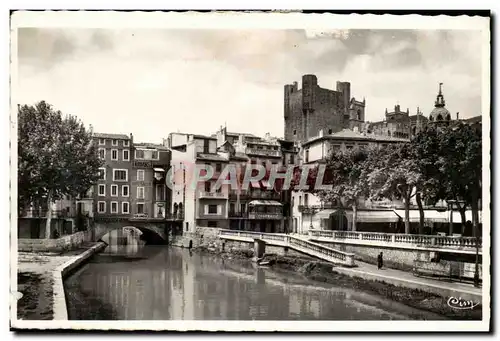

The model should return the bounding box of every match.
[65,246,445,320]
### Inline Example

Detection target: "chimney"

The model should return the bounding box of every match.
[456,112,460,120]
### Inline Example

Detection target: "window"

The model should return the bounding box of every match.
[215,163,222,172]
[111,185,118,197]
[304,194,309,206]
[110,201,118,213]
[122,185,129,197]
[98,201,106,213]
[208,204,218,214]
[156,185,165,201]
[124,140,130,147]
[135,150,145,159]
[113,169,128,181]
[204,181,211,192]
[328,128,333,134]
[122,202,129,214]
[137,203,144,214]
[98,148,106,160]
[111,149,118,160]
[98,184,106,196]
[305,149,309,163]
[112,139,118,146]
[203,140,209,153]
[123,149,130,161]
[293,130,297,135]
[137,187,145,199]
[299,196,302,206]
[241,203,246,213]
[290,154,295,164]
[98,138,105,145]
[152,151,159,159]
[98,167,106,180]
[137,169,145,181]
[230,203,235,213]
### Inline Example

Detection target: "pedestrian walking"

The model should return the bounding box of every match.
[377,252,384,270]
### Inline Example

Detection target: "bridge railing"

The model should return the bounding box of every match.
[308,229,482,250]
[219,230,355,266]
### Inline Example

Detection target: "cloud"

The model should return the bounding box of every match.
[16,28,484,141]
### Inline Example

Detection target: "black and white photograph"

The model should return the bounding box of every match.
[8,10,491,332]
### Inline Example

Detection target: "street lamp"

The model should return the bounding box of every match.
[446,199,456,236]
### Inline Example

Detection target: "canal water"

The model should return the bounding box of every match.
[64,245,445,320]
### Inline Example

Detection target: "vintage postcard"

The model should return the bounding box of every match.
[9,11,491,332]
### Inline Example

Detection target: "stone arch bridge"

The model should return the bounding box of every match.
[92,218,168,244]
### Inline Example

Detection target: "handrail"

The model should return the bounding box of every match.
[219,229,355,266]
[308,229,482,249]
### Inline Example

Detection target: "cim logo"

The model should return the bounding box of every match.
[446,297,480,310]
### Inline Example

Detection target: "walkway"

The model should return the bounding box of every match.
[332,259,482,302]
[218,230,482,302]
[16,242,99,320]
[219,230,356,267]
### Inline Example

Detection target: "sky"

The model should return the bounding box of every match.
[16,28,484,142]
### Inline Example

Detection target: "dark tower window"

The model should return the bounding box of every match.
[446,114,451,121]
[357,110,361,120]
[328,128,333,134]
[293,130,297,135]
[437,114,443,121]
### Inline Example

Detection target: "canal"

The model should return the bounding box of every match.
[64,245,445,320]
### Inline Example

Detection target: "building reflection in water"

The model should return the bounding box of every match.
[66,247,424,320]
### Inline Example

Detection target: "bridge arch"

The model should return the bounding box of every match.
[96,221,167,245]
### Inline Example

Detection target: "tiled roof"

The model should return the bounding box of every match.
[303,129,409,146]
[196,153,229,162]
[94,132,130,140]
[134,143,170,151]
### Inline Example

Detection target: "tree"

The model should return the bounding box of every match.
[18,101,103,238]
[435,123,482,235]
[411,127,447,234]
[316,148,370,231]
[367,143,423,234]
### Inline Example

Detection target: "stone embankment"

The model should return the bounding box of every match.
[16,242,106,321]
[191,245,482,320]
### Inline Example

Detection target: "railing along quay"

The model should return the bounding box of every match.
[218,229,355,267]
[307,229,482,250]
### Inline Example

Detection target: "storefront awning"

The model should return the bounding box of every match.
[154,167,165,172]
[316,209,340,219]
[393,210,448,223]
[357,210,401,223]
[248,200,283,207]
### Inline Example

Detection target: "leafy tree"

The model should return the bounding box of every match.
[18,101,103,238]
[435,123,482,235]
[411,127,447,234]
[367,143,423,234]
[316,148,370,231]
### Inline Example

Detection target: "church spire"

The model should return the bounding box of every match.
[435,82,446,108]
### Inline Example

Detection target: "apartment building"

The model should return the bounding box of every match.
[167,128,300,234]
[168,132,229,233]
[93,133,133,219]
[129,142,170,220]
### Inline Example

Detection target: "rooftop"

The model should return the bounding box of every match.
[93,132,130,140]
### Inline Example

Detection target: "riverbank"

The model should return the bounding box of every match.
[192,246,482,320]
[16,242,106,320]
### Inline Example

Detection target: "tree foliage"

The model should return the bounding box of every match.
[18,101,103,237]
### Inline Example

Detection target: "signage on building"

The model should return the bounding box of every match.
[133,160,152,168]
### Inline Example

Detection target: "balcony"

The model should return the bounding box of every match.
[249,191,281,201]
[228,211,248,218]
[248,212,283,220]
[246,147,281,157]
[198,191,228,199]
